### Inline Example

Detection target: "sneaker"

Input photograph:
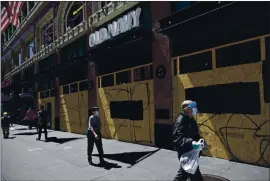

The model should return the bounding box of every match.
[99,159,106,165]
[88,157,93,165]
[36,138,40,140]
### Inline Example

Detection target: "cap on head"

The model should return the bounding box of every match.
[3,112,8,115]
[181,100,194,110]
[91,106,99,112]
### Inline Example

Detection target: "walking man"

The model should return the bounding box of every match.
[87,106,105,165]
[36,105,48,141]
[172,100,204,181]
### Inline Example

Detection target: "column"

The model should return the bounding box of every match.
[151,2,173,149]
[88,60,97,110]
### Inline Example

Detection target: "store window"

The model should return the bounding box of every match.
[66,2,84,31]
[41,19,53,46]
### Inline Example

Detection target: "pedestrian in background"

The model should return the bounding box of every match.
[87,106,105,165]
[25,107,37,130]
[36,105,48,141]
[172,100,204,181]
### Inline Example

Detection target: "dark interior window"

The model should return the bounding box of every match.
[63,85,70,94]
[180,51,212,74]
[70,83,78,93]
[66,2,84,30]
[50,89,55,97]
[116,71,131,85]
[44,90,49,98]
[110,100,143,120]
[216,40,261,68]
[133,65,153,82]
[185,82,261,114]
[79,80,89,91]
[40,92,44,99]
[101,74,114,87]
[29,1,35,11]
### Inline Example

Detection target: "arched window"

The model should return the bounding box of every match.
[65,2,84,31]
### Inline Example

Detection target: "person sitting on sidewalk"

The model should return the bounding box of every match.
[87,106,105,165]
[172,100,204,181]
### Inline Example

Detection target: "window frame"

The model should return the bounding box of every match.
[41,19,54,46]
[28,41,35,58]
[65,2,85,32]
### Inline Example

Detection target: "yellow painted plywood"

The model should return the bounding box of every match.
[172,62,270,166]
[59,91,88,134]
[97,80,155,146]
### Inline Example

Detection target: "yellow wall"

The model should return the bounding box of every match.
[60,90,88,134]
[172,35,270,166]
[38,97,55,129]
[97,80,155,146]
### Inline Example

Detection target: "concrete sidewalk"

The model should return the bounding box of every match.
[1,125,269,181]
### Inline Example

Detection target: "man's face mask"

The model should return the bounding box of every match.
[192,107,198,117]
[94,111,99,117]
[188,102,198,117]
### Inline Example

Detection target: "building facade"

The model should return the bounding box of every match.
[1,1,269,167]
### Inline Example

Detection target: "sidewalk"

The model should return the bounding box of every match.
[1,125,269,181]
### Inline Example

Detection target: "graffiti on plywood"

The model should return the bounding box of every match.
[98,80,155,145]
[60,91,88,134]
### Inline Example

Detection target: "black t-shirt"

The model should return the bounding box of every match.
[38,110,47,124]
[1,116,10,127]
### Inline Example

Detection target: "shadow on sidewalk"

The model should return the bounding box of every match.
[13,130,53,136]
[4,136,16,139]
[92,148,160,167]
[90,161,122,170]
[14,128,29,131]
[44,137,85,144]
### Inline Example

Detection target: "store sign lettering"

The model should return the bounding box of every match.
[89,7,141,48]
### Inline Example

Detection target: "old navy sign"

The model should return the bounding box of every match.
[89,7,141,48]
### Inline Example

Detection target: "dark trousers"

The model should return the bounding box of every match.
[173,165,203,181]
[87,131,104,162]
[38,124,47,140]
